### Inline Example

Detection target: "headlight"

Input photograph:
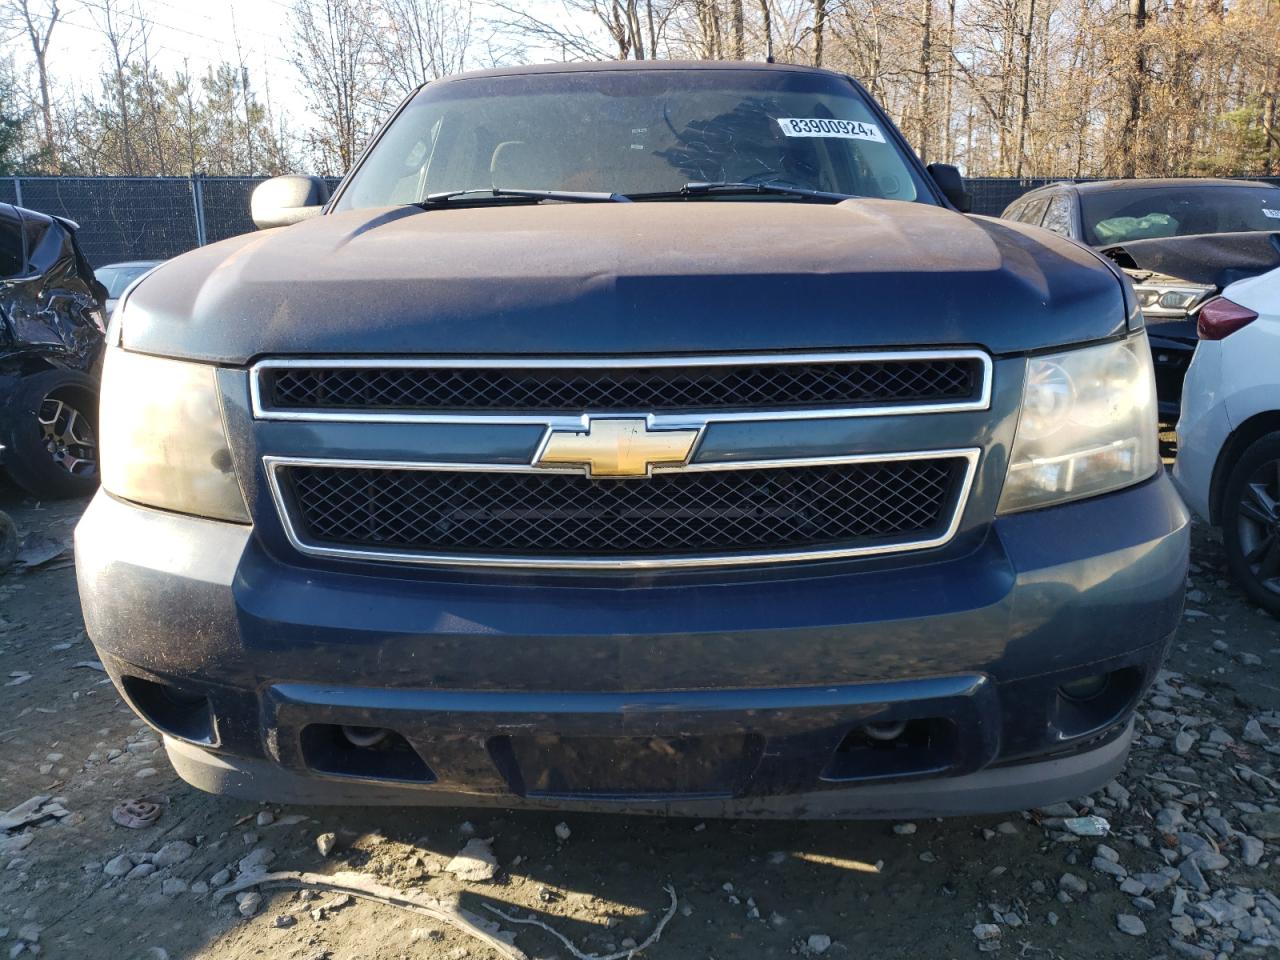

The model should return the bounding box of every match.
[998,334,1159,514]
[1133,283,1212,317]
[99,347,249,522]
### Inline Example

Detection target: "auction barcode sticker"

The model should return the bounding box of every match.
[777,118,886,142]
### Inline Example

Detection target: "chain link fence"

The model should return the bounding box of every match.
[6,175,1280,268]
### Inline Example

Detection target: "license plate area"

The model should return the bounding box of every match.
[489,733,766,799]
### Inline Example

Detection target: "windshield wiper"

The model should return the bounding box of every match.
[418,187,632,207]
[628,181,856,203]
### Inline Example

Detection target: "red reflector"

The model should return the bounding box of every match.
[1197,297,1258,340]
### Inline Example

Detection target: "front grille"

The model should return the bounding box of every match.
[260,356,983,414]
[279,458,967,563]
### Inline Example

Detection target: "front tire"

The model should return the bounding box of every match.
[1221,432,1280,618]
[1,369,100,500]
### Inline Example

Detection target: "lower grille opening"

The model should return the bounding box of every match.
[278,456,969,564]
[300,724,435,783]
[820,718,958,783]
[121,676,215,745]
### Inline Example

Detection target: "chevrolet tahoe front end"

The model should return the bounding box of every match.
[74,61,1187,817]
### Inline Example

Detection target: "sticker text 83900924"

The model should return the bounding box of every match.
[776,118,886,142]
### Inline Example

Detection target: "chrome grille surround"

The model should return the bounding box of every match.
[250,350,993,424]
[257,353,987,415]
[264,449,981,570]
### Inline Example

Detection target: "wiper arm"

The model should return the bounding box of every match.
[418,187,632,207]
[681,181,855,202]
[625,181,855,203]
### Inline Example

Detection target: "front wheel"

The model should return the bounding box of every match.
[1221,432,1280,618]
[1,369,100,500]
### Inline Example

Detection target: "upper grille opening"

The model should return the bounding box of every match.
[260,356,984,414]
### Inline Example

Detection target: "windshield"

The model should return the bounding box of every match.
[1082,185,1280,245]
[334,69,931,210]
[97,262,158,298]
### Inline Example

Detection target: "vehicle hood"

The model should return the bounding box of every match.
[1102,231,1280,289]
[122,200,1126,364]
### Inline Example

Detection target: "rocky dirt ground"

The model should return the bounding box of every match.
[1,474,1278,960]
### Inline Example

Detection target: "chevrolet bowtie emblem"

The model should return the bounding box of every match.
[536,418,700,478]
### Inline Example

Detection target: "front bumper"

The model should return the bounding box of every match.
[76,473,1188,817]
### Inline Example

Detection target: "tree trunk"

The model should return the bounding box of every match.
[942,0,955,163]
[814,0,826,67]
[1120,0,1147,178]
[731,0,744,59]
[1014,0,1036,178]
[914,0,933,161]
[21,0,61,171]
[759,0,772,60]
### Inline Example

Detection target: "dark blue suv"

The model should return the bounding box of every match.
[75,61,1188,817]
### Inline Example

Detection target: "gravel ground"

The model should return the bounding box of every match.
[1,479,1278,960]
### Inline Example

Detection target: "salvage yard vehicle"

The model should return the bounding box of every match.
[97,259,165,316]
[0,202,106,498]
[1174,267,1280,618]
[1001,178,1280,419]
[76,61,1188,818]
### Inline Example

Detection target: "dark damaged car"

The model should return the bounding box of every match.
[76,62,1188,818]
[1002,179,1280,418]
[1,203,106,498]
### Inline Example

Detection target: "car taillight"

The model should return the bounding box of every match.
[1197,297,1258,340]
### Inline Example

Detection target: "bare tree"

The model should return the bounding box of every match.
[4,0,60,168]
[291,0,380,172]
[84,0,147,174]
[376,0,474,96]
[489,1,616,61]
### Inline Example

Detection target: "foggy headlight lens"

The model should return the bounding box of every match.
[99,347,249,522]
[998,334,1159,514]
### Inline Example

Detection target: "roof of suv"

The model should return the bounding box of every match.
[0,202,56,224]
[439,59,846,85]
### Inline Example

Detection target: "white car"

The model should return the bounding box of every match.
[1173,267,1280,617]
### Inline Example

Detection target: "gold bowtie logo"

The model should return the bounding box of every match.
[536,418,700,478]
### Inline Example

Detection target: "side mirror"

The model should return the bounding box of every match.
[927,163,971,213]
[250,175,331,230]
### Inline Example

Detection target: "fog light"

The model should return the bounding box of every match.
[1058,674,1110,702]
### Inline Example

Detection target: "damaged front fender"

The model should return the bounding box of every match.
[0,206,107,381]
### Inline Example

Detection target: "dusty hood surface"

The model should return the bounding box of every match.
[123,199,1126,364]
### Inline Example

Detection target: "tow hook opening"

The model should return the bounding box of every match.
[340,725,389,748]
[300,724,435,783]
[821,717,958,783]
[1053,667,1143,739]
[121,676,215,745]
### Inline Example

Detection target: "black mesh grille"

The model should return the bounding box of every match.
[282,459,964,560]
[263,357,982,413]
